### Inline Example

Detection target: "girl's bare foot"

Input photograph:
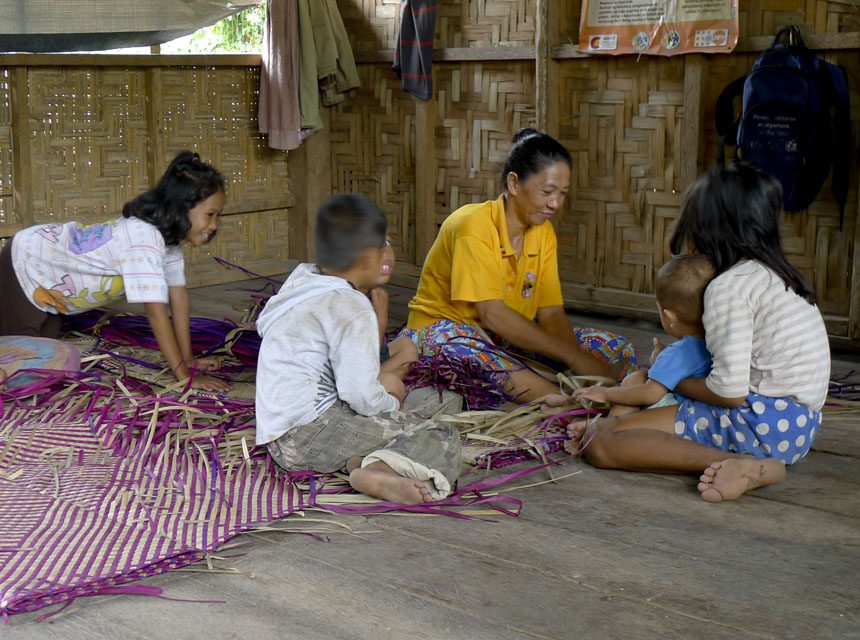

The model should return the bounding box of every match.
[563,418,590,454]
[697,458,787,502]
[346,456,364,473]
[349,468,434,504]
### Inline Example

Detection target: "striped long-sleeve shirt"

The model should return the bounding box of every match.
[702,260,830,412]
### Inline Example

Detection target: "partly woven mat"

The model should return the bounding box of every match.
[0,330,576,619]
[0,368,549,619]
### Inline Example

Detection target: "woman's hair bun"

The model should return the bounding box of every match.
[511,128,541,144]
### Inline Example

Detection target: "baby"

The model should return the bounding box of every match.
[574,255,715,412]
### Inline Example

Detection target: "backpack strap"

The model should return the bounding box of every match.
[714,75,746,164]
[773,25,805,50]
[825,62,851,227]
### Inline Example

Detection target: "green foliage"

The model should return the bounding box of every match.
[161,2,266,54]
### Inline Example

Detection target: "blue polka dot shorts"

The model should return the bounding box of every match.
[674,392,821,465]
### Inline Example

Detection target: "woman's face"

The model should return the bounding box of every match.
[186,190,225,246]
[508,162,571,227]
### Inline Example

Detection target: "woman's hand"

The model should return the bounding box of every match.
[572,385,609,404]
[192,356,222,372]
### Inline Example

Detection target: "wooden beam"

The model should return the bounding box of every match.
[562,282,851,339]
[535,0,560,137]
[143,67,164,191]
[287,109,331,262]
[0,53,263,67]
[734,30,860,52]
[9,68,33,230]
[414,97,437,266]
[680,55,706,189]
[357,46,536,64]
[848,190,860,340]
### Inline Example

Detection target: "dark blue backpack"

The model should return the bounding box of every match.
[715,26,851,224]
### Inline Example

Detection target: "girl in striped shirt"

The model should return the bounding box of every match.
[567,163,830,502]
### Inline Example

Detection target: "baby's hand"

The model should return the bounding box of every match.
[649,337,666,367]
[193,356,222,372]
[573,386,609,404]
[189,373,231,393]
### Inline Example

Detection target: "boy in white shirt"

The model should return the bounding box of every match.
[255,194,460,504]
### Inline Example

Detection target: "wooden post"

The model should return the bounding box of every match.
[848,193,860,340]
[414,94,437,266]
[680,54,707,189]
[535,0,559,137]
[10,68,33,230]
[288,108,332,262]
[144,68,165,187]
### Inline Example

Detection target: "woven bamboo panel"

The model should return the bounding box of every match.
[555,58,686,294]
[0,68,12,228]
[154,67,291,206]
[13,65,291,286]
[434,62,536,221]
[329,64,416,261]
[184,208,290,287]
[26,68,149,223]
[436,0,536,48]
[739,0,858,36]
[339,0,537,54]
[702,52,860,317]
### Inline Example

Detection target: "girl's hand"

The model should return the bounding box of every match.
[573,386,609,404]
[189,373,231,393]
[649,337,666,367]
[193,356,222,372]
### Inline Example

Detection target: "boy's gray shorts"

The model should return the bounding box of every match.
[267,398,462,499]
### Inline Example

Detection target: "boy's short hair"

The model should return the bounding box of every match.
[655,255,716,326]
[315,193,388,270]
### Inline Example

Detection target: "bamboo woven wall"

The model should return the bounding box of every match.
[334,0,538,268]
[551,0,859,329]
[340,0,537,53]
[0,62,291,288]
[335,0,860,342]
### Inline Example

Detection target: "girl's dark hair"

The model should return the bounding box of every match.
[316,193,388,270]
[500,128,572,189]
[669,162,816,304]
[123,151,225,245]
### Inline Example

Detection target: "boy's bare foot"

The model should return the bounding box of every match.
[349,468,434,504]
[345,456,364,473]
[697,458,786,502]
[563,418,590,454]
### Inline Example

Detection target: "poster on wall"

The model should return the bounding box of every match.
[579,0,739,56]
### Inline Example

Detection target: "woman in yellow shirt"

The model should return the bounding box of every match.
[403,129,638,402]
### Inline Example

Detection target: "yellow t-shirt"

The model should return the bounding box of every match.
[407,194,564,330]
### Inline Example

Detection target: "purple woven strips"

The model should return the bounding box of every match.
[0,374,311,618]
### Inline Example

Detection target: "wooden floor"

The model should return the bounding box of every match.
[6,277,860,639]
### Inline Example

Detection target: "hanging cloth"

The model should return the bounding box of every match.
[315,0,361,107]
[258,0,304,151]
[392,0,437,100]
